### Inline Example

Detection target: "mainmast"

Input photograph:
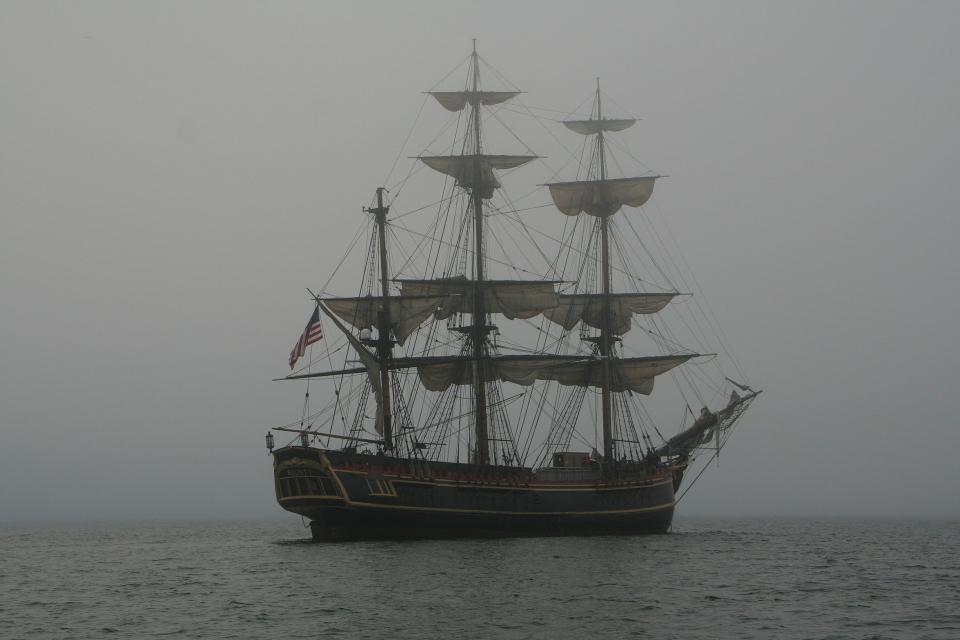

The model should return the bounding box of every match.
[469,41,491,465]
[366,187,394,450]
[596,79,615,464]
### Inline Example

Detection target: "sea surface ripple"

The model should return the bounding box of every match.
[2,517,958,639]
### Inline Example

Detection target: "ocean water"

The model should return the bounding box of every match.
[2,517,958,639]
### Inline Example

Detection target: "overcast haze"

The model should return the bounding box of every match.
[2,1,959,522]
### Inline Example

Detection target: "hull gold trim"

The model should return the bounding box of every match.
[339,499,675,517]
[278,495,346,503]
[334,469,674,493]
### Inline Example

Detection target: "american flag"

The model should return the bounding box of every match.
[288,305,323,369]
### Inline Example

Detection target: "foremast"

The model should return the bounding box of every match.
[416,41,541,466]
[365,187,394,451]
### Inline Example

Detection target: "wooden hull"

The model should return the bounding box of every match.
[273,447,676,541]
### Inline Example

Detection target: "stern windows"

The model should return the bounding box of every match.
[278,471,334,498]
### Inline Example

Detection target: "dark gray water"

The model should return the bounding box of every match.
[2,517,958,639]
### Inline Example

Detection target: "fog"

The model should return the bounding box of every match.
[2,1,958,522]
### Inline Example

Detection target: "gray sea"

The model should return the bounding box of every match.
[2,517,958,639]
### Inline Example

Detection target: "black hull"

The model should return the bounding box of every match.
[302,503,674,541]
[273,447,677,541]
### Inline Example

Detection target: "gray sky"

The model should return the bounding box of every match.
[2,1,959,522]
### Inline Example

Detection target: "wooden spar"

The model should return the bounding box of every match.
[470,41,491,466]
[366,187,394,450]
[652,390,762,459]
[277,366,369,381]
[272,426,384,445]
[597,78,615,465]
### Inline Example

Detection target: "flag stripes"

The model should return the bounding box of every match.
[288,306,323,369]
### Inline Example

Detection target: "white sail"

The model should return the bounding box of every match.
[316,302,385,435]
[546,176,658,217]
[562,118,636,135]
[542,293,677,334]
[420,155,538,198]
[429,91,521,112]
[324,295,449,345]
[416,354,694,394]
[398,277,558,320]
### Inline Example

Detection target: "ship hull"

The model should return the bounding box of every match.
[302,502,674,541]
[273,447,676,541]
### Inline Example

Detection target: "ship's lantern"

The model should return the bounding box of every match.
[300,432,310,448]
[265,432,275,452]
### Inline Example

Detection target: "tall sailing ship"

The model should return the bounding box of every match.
[267,44,759,541]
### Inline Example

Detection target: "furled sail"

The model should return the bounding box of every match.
[562,118,636,135]
[429,91,521,112]
[398,276,558,320]
[542,292,678,335]
[323,295,450,345]
[415,354,695,394]
[546,176,658,217]
[420,155,538,199]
